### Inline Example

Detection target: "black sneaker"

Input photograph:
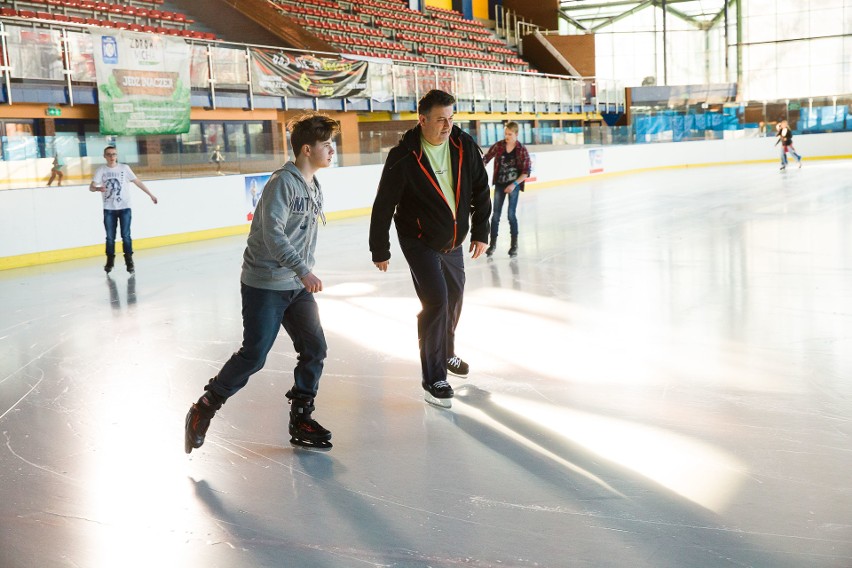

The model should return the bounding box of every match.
[447,356,469,378]
[423,380,454,408]
[184,402,214,454]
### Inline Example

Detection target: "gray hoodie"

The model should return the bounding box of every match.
[241,161,325,291]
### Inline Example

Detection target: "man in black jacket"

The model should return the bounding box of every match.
[369,89,491,408]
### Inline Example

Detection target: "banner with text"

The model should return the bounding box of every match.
[250,49,368,98]
[92,31,191,135]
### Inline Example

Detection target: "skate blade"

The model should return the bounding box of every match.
[184,414,200,454]
[424,392,452,408]
[447,370,468,379]
[290,437,333,451]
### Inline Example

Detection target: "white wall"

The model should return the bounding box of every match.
[1,131,850,260]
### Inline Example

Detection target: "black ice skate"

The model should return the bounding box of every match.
[423,380,454,408]
[185,401,215,454]
[447,356,469,378]
[288,396,332,450]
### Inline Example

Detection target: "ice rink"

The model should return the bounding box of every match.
[2,159,852,567]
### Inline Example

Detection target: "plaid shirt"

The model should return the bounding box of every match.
[482,139,532,187]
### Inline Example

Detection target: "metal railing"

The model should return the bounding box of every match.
[0,17,623,113]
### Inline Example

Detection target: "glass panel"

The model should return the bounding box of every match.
[66,32,96,82]
[179,123,203,155]
[203,123,225,153]
[225,123,246,155]
[190,45,210,89]
[211,46,247,88]
[6,26,63,80]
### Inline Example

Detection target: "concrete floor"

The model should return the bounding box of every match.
[1,160,851,567]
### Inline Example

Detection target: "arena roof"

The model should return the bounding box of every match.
[558,0,732,32]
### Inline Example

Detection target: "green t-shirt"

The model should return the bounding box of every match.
[420,135,456,215]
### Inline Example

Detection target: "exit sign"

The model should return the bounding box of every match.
[45,107,61,117]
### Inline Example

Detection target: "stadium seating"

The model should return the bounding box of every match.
[1,0,528,71]
[1,0,211,38]
[270,0,532,71]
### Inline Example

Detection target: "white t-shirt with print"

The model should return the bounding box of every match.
[93,163,137,210]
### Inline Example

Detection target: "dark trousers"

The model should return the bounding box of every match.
[103,208,132,256]
[208,283,327,401]
[490,183,520,239]
[399,236,465,384]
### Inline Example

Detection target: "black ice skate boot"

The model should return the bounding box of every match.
[486,235,497,257]
[104,254,115,273]
[184,389,225,454]
[124,253,135,274]
[508,235,518,257]
[422,380,454,408]
[447,355,469,378]
[288,392,332,450]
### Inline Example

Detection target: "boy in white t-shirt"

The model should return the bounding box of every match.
[89,146,158,273]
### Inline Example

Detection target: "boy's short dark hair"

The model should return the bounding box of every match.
[288,113,340,157]
[505,121,519,133]
[417,90,455,116]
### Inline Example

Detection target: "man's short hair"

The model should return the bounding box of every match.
[288,112,340,157]
[418,90,456,116]
[505,121,519,134]
[103,145,117,155]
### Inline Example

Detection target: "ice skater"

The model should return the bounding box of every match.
[369,89,491,408]
[775,119,802,170]
[90,146,158,273]
[482,121,531,257]
[185,112,339,453]
[210,145,225,175]
[47,156,64,186]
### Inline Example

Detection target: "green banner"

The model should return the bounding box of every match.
[93,32,191,135]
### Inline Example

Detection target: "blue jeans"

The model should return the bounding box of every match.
[780,145,801,167]
[103,208,132,257]
[490,183,520,239]
[208,284,327,400]
[399,236,465,385]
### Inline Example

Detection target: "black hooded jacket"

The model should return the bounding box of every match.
[369,124,491,262]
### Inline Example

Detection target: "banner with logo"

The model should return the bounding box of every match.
[250,49,368,98]
[92,31,191,135]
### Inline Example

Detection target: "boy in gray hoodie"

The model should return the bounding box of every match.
[185,112,339,452]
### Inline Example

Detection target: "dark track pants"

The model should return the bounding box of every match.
[399,235,465,385]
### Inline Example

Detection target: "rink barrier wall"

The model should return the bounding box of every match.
[1,132,851,271]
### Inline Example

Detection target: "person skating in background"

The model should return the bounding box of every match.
[210,145,225,175]
[775,119,802,171]
[89,146,158,273]
[482,121,531,257]
[369,89,491,408]
[47,156,64,187]
[185,112,339,453]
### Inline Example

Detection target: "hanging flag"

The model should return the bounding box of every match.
[250,49,368,98]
